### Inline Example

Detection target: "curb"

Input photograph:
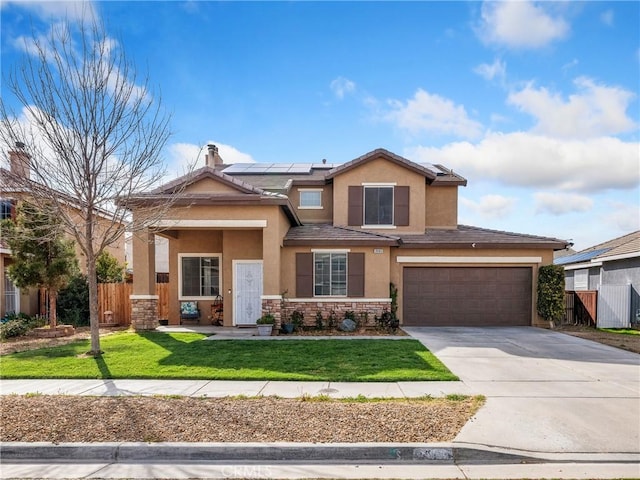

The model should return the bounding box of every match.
[2,442,639,464]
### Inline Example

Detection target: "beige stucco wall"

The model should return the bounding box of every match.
[425,185,458,228]
[390,247,556,327]
[184,177,239,194]
[280,245,391,299]
[332,157,426,234]
[146,201,287,325]
[289,185,333,224]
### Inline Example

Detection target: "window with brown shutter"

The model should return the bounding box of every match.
[347,252,364,297]
[394,186,410,226]
[348,186,363,226]
[296,252,313,297]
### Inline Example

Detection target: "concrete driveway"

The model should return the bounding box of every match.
[404,327,640,455]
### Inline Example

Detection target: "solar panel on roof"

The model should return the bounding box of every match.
[554,247,612,265]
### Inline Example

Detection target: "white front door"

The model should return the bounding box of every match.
[233,261,263,326]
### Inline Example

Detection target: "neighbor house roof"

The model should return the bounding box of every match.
[398,225,569,250]
[555,230,640,266]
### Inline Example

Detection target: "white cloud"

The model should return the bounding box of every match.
[600,9,614,27]
[534,192,593,215]
[474,58,506,82]
[478,1,569,49]
[330,77,356,99]
[604,201,640,232]
[1,1,96,22]
[166,141,255,175]
[508,77,637,138]
[460,194,516,220]
[408,132,639,193]
[383,88,483,139]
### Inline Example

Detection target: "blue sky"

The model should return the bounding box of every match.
[1,1,639,251]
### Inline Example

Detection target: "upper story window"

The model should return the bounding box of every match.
[0,200,14,221]
[180,254,220,299]
[347,185,409,228]
[364,186,393,226]
[299,189,323,209]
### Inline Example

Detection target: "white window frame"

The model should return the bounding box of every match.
[3,272,20,315]
[313,251,348,297]
[299,189,323,209]
[574,269,589,291]
[178,253,222,300]
[362,183,395,227]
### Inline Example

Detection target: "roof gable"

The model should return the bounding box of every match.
[326,148,437,181]
[153,166,268,196]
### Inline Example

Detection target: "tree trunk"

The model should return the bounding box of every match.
[49,289,58,329]
[87,254,102,356]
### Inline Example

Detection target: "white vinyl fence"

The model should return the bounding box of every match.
[597,284,631,328]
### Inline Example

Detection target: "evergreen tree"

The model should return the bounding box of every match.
[1,202,77,328]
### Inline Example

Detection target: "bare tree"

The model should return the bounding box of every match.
[1,16,182,355]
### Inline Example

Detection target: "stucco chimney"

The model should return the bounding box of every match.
[8,142,30,179]
[206,144,223,168]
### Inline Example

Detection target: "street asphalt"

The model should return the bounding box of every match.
[1,326,639,479]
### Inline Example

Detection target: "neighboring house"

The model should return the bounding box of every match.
[555,231,640,328]
[0,146,126,318]
[124,234,169,279]
[127,146,568,329]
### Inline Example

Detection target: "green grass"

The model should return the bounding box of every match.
[599,328,640,336]
[0,332,457,382]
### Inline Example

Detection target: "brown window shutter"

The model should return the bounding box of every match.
[348,186,363,226]
[10,201,16,221]
[347,252,365,297]
[296,252,313,297]
[394,186,410,226]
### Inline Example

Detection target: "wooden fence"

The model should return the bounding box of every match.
[564,290,597,326]
[97,283,169,326]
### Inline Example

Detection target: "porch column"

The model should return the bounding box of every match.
[262,222,282,324]
[130,229,158,330]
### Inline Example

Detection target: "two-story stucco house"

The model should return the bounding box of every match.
[127,146,568,329]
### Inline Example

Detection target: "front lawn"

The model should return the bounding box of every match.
[0,332,457,382]
[599,328,640,336]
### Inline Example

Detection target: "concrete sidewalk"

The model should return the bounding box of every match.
[0,378,471,398]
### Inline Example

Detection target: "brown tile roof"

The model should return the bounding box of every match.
[324,148,467,186]
[284,224,398,246]
[398,225,569,250]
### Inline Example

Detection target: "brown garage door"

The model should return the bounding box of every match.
[403,267,532,326]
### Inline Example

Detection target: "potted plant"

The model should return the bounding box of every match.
[256,313,275,336]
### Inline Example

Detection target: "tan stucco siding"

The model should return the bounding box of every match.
[425,186,458,228]
[184,177,240,194]
[390,247,556,327]
[290,185,333,224]
[332,157,426,233]
[156,203,288,325]
[281,245,390,299]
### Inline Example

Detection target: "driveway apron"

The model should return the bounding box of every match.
[404,327,640,454]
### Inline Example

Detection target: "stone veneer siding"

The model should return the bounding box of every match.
[262,298,391,329]
[130,296,159,331]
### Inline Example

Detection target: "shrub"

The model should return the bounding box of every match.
[315,311,324,331]
[0,319,28,339]
[290,310,304,330]
[57,275,90,326]
[0,313,47,339]
[537,264,565,327]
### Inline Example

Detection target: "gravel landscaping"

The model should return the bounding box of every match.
[0,395,483,443]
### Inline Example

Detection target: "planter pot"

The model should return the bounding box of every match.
[281,323,294,334]
[257,325,273,336]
